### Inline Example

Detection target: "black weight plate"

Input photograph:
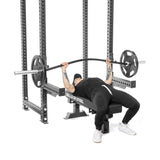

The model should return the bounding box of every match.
[120,50,139,78]
[31,55,45,87]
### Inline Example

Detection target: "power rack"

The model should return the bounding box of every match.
[20,0,135,123]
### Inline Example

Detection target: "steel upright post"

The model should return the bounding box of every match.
[20,0,28,110]
[83,0,88,79]
[107,0,114,60]
[39,0,48,123]
[107,0,114,79]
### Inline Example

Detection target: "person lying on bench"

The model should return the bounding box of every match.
[61,59,140,143]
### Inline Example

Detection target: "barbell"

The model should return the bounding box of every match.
[14,50,145,88]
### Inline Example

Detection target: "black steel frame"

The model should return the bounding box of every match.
[107,0,114,61]
[20,0,50,123]
[21,0,28,110]
[20,0,136,123]
[83,0,88,79]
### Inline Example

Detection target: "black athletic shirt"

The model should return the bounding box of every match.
[73,78,111,101]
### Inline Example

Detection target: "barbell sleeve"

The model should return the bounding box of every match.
[138,60,146,64]
[14,70,43,75]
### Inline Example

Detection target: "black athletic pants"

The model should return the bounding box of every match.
[92,86,140,130]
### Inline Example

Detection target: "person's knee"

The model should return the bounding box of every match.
[96,109,108,116]
[133,102,140,112]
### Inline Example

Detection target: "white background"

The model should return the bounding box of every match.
[0,0,160,159]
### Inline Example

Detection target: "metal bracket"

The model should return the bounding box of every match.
[112,76,136,89]
[43,83,65,97]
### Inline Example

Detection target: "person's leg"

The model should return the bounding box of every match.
[92,88,112,142]
[95,110,108,130]
[111,89,140,135]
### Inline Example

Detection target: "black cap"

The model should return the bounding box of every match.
[72,73,82,86]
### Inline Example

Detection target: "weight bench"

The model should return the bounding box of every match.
[65,92,122,133]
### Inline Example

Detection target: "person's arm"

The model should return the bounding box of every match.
[61,62,75,93]
[104,59,113,85]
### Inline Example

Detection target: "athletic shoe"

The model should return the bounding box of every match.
[93,129,103,143]
[118,123,136,135]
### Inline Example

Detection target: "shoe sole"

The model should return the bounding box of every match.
[118,128,136,135]
[93,140,102,143]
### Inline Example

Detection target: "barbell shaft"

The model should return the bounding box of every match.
[46,58,127,71]
[14,58,109,75]
[15,58,145,76]
[46,58,105,71]
[14,70,43,75]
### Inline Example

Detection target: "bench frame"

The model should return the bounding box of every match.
[65,92,122,133]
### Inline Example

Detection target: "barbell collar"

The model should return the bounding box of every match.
[14,70,43,75]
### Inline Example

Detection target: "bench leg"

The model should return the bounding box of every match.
[64,103,88,119]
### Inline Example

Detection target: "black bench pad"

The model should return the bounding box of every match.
[65,92,122,114]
